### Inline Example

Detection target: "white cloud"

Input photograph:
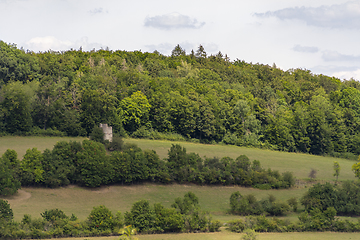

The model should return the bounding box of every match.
[293,45,319,53]
[24,36,107,52]
[144,42,219,56]
[255,1,360,29]
[25,36,73,52]
[322,51,360,62]
[144,12,205,30]
[88,7,108,15]
[332,68,360,80]
[144,43,174,55]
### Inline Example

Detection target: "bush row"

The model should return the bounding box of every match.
[230,192,297,216]
[301,181,360,216]
[227,207,360,233]
[0,192,221,239]
[0,140,295,195]
[229,181,360,218]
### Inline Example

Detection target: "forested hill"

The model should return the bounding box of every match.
[1,41,360,157]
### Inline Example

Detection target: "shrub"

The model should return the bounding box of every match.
[89,126,105,143]
[70,214,78,221]
[0,151,21,196]
[153,203,183,233]
[242,229,258,240]
[209,220,222,232]
[76,140,114,187]
[230,192,263,215]
[131,126,186,141]
[298,207,337,231]
[88,205,114,231]
[287,197,298,212]
[0,200,13,221]
[105,136,124,151]
[266,201,290,216]
[125,200,155,233]
[41,209,68,222]
[26,127,66,137]
[227,219,246,233]
[282,171,295,188]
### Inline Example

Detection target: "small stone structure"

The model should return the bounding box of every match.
[99,123,113,142]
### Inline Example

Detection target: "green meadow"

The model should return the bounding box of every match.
[1,136,360,240]
[3,184,307,221]
[0,136,87,158]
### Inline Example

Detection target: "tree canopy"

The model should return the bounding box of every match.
[1,41,360,157]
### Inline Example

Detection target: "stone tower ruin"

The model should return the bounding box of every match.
[99,123,113,142]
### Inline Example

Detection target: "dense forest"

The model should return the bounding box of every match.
[2,41,360,157]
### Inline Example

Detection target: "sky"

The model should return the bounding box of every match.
[1,0,360,80]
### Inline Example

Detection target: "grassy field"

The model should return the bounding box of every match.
[3,184,307,221]
[0,136,87,158]
[50,231,360,240]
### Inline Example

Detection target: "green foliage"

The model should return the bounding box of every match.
[76,140,114,187]
[119,225,138,240]
[110,145,149,184]
[119,91,151,133]
[88,205,114,231]
[287,197,298,212]
[0,81,34,133]
[229,192,263,215]
[230,192,290,216]
[25,127,66,137]
[282,171,295,188]
[41,141,81,187]
[352,161,360,179]
[0,200,13,221]
[1,41,360,158]
[170,192,215,233]
[0,150,21,195]
[105,136,124,151]
[298,207,337,231]
[227,219,246,233]
[20,148,44,185]
[89,125,105,143]
[153,203,183,233]
[80,88,120,135]
[301,181,360,216]
[69,214,78,221]
[131,126,186,141]
[124,200,155,233]
[242,229,258,240]
[172,191,199,215]
[41,209,68,222]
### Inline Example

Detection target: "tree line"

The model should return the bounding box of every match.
[0,140,295,196]
[2,41,360,158]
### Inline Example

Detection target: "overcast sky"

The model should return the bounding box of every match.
[1,0,360,80]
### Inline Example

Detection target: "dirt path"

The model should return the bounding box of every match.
[3,189,32,203]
